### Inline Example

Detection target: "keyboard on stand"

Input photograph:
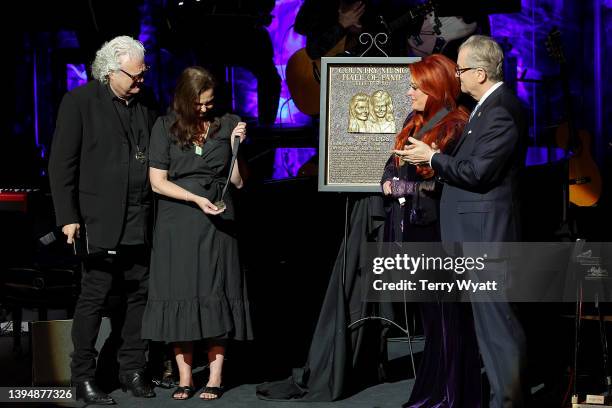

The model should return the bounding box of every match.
[0,188,41,212]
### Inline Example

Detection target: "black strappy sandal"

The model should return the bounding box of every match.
[200,386,224,400]
[172,385,195,400]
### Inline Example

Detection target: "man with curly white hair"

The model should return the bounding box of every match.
[49,35,159,404]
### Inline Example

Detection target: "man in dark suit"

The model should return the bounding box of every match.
[49,35,158,405]
[400,35,528,407]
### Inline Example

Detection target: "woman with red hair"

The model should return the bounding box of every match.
[380,54,481,407]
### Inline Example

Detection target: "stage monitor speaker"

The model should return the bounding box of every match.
[31,318,111,386]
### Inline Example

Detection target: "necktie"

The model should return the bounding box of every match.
[469,104,480,121]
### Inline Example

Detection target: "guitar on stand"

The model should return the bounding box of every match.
[545,28,602,209]
[547,28,609,407]
[286,0,437,116]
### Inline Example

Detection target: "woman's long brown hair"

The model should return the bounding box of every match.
[170,66,217,147]
[393,54,469,173]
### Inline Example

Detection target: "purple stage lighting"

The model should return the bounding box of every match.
[66,64,88,91]
[272,147,317,179]
[233,0,311,126]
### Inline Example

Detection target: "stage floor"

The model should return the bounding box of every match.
[0,331,417,407]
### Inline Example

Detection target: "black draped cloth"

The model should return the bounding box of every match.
[256,195,396,401]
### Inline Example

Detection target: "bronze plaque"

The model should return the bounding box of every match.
[318,57,420,192]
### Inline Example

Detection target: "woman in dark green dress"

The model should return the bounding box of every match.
[141,66,253,400]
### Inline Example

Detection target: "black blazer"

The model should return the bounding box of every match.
[48,80,159,249]
[431,84,527,244]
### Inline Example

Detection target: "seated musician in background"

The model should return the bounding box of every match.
[294,0,521,61]
[405,0,521,60]
[294,0,366,60]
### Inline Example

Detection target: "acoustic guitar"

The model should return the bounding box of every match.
[286,0,436,116]
[546,28,602,207]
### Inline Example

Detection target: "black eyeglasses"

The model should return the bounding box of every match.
[119,65,149,82]
[455,66,480,76]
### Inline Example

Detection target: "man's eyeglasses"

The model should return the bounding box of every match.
[119,66,149,82]
[455,66,480,76]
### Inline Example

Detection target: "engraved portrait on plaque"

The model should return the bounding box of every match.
[347,93,372,133]
[368,90,395,133]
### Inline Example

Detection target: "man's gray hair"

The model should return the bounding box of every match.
[459,35,504,82]
[91,36,145,83]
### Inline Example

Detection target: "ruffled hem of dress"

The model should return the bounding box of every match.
[141,294,253,342]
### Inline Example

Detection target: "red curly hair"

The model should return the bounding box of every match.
[393,54,469,172]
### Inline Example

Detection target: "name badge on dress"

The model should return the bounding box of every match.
[135,149,147,163]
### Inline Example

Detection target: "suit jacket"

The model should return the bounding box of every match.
[431,84,527,245]
[48,80,159,249]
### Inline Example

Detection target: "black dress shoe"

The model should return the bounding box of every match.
[119,371,156,398]
[74,380,116,405]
